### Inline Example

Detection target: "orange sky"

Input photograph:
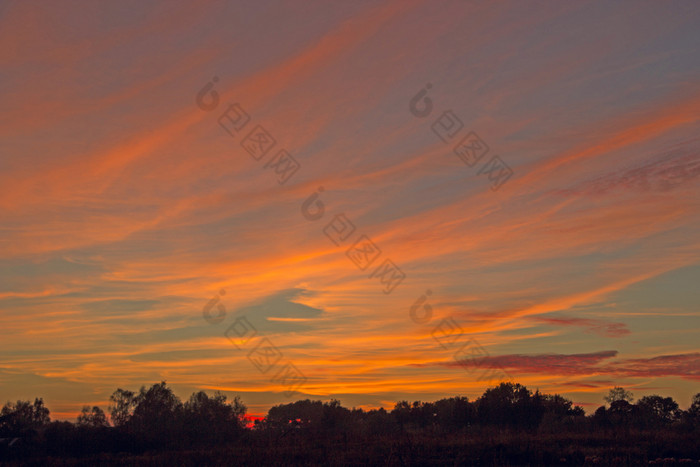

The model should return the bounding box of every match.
[1,0,699,421]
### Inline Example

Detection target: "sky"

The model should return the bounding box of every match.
[1,0,699,420]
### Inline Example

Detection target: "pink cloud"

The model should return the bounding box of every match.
[435,351,700,382]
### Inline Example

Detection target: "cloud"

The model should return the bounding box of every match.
[532,316,631,338]
[1,0,699,419]
[232,288,325,334]
[429,351,700,382]
[558,146,700,196]
[608,353,700,380]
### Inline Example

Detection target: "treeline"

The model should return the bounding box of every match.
[258,384,700,435]
[1,382,247,458]
[1,382,700,464]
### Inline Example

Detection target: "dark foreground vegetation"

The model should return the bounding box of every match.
[2,382,700,466]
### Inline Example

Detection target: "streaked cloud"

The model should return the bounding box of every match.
[1,0,698,418]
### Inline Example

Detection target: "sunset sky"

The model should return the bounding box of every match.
[1,0,699,420]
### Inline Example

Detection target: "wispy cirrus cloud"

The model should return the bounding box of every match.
[531,316,630,338]
[1,0,699,419]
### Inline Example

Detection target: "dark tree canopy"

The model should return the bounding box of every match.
[3,381,700,465]
[0,398,50,436]
[77,406,109,428]
[604,386,634,404]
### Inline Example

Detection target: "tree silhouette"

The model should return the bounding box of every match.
[688,392,700,418]
[476,382,532,428]
[108,388,137,427]
[0,398,50,435]
[636,395,680,426]
[3,381,699,465]
[128,381,183,446]
[391,400,412,428]
[76,406,109,428]
[320,398,351,431]
[433,396,474,429]
[267,399,324,429]
[183,391,246,445]
[604,386,634,405]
